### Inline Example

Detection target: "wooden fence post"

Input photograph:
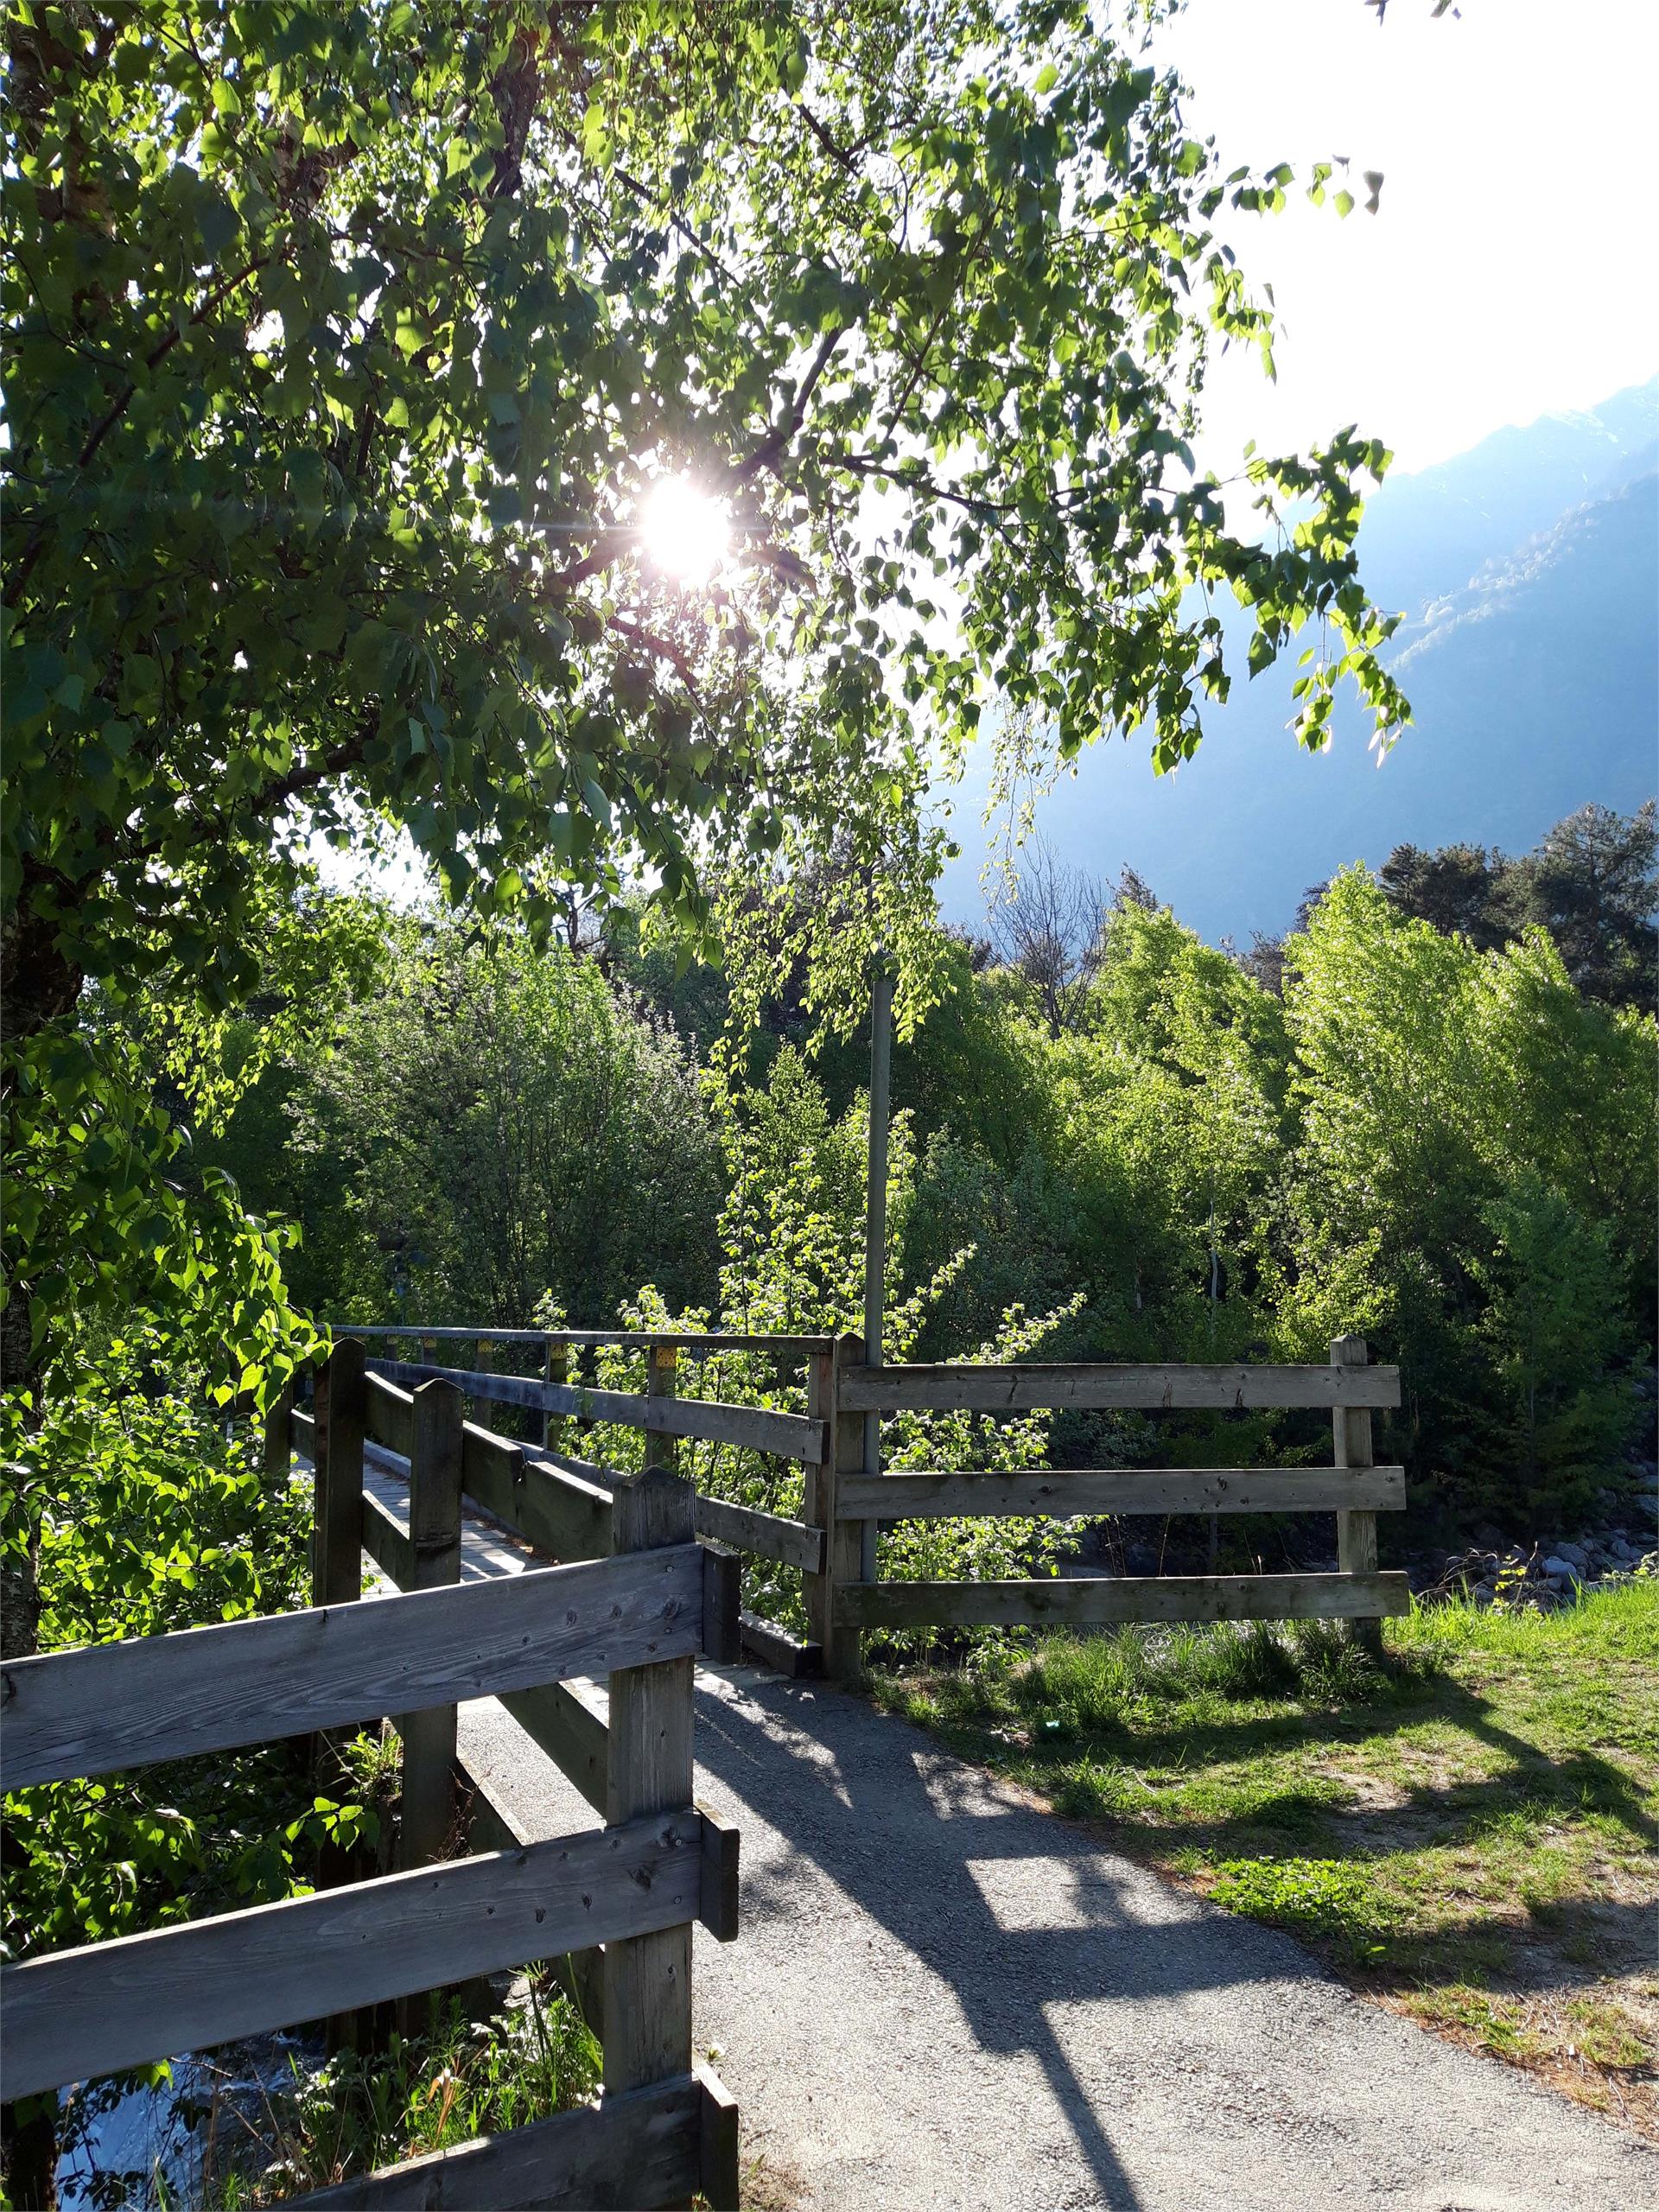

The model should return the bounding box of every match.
[1332,1334,1383,1659]
[543,1338,567,1452]
[310,1339,368,2050]
[395,1377,464,2036]
[601,1465,695,2102]
[312,1341,365,1611]
[803,1336,865,1685]
[262,1373,295,1478]
[397,1380,464,1862]
[645,1342,678,1471]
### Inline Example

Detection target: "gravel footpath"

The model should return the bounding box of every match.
[460,1664,1657,2212]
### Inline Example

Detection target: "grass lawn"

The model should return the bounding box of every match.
[870,1580,1658,2137]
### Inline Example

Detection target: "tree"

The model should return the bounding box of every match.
[1377,840,1505,950]
[291,919,724,1325]
[3,1,1408,1073]
[988,840,1107,1038]
[1378,804,1657,1009]
[1512,801,1656,1011]
[1283,867,1655,1523]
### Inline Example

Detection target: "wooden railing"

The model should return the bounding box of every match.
[1,1354,741,2212]
[333,1325,1408,1683]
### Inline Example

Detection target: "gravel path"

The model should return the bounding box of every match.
[359,1446,1656,2209]
[461,1666,1656,2212]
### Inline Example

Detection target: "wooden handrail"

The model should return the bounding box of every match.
[838,1360,1403,1414]
[1,1548,704,1788]
[334,1323,834,1354]
[834,1466,1407,1519]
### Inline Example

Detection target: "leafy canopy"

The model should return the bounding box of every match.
[5,0,1407,1021]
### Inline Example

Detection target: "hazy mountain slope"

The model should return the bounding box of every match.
[934,379,1659,944]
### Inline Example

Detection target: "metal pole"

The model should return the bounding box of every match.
[861,952,894,1582]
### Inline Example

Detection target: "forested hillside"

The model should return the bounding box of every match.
[937,379,1659,944]
[181,804,1657,1550]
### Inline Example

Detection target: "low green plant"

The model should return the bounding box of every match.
[1208,1856,1402,1959]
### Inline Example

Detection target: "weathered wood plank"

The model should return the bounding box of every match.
[834,1467,1407,1520]
[502,1676,609,1815]
[737,1611,823,1678]
[834,1571,1411,1630]
[603,1468,696,2096]
[284,2075,701,2212]
[696,2062,741,2212]
[314,1342,367,1608]
[2,1548,705,1788]
[364,1370,415,1458]
[263,1376,296,1476]
[291,1405,316,1454]
[697,1805,741,1945]
[1333,1334,1385,1661]
[701,1543,742,1664]
[458,1427,613,1561]
[397,1382,465,1891]
[838,1361,1403,1414]
[360,1489,414,1586]
[368,1358,828,1462]
[344,1324,831,1354]
[693,1493,827,1572]
[0,1815,702,2101]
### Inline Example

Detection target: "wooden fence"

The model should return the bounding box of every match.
[0,1346,741,2212]
[340,1325,1408,1683]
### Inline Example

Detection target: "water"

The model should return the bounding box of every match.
[54,2037,318,2211]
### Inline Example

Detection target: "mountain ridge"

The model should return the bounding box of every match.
[935,376,1659,942]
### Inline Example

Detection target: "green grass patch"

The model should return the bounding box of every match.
[871,1580,1659,2135]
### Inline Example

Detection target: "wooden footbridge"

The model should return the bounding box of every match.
[0,1327,1405,2210]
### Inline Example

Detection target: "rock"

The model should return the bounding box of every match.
[1541,1555,1580,1584]
[1555,1541,1590,1571]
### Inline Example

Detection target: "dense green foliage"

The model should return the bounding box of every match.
[200,823,1654,1544]
[1376,800,1656,1011]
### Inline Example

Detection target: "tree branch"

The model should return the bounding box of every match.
[730,326,844,487]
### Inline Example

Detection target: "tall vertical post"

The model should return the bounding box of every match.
[397,1381,464,1862]
[310,1339,370,2052]
[262,1373,296,1479]
[861,953,894,1584]
[602,1465,695,2094]
[311,1340,365,1611]
[1332,1333,1382,1659]
[804,1336,867,1685]
[543,1338,568,1452]
[645,1341,678,1472]
[395,1378,465,2035]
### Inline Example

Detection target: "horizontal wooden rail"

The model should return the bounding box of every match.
[286,2073,706,2211]
[839,1361,1402,1413]
[0,1812,700,2102]
[361,1488,415,1585]
[693,1494,825,1574]
[368,1357,828,1464]
[364,1370,415,1456]
[738,1611,823,1678]
[1,1548,704,1788]
[343,1325,831,1353]
[835,1466,1407,1520]
[476,1446,613,1561]
[362,1393,817,1577]
[834,1571,1411,1630]
[503,1675,610,1815]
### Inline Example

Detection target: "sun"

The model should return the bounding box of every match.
[638,477,730,586]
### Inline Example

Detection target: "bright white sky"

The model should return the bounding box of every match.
[1156,0,1659,476]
